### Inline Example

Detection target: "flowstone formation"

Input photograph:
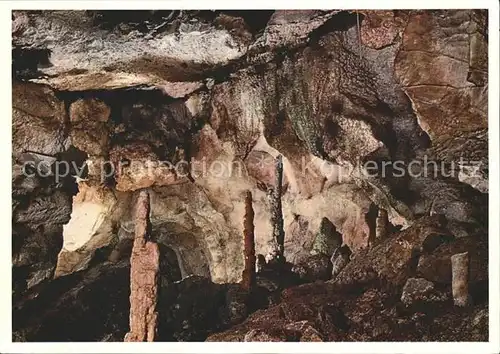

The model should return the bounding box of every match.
[12,10,488,342]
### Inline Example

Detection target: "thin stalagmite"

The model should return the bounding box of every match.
[375,208,389,241]
[451,251,470,307]
[270,154,285,262]
[241,190,256,291]
[124,190,160,342]
[331,245,352,279]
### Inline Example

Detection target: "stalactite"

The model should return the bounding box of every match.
[241,190,256,291]
[451,251,470,307]
[269,154,285,263]
[124,190,160,342]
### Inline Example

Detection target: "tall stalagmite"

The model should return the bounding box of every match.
[124,190,160,342]
[451,251,470,307]
[375,208,389,241]
[269,154,285,262]
[241,190,256,291]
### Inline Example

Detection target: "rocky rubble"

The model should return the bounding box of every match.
[207,216,488,342]
[13,212,488,342]
[12,9,488,342]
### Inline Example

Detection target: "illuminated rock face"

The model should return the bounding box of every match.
[54,183,117,278]
[61,184,115,252]
[12,10,488,342]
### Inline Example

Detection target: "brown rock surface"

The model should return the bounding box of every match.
[291,253,332,282]
[207,214,487,341]
[360,10,406,49]
[69,98,111,156]
[109,143,188,191]
[400,278,447,307]
[395,10,488,192]
[334,216,452,288]
[12,82,69,155]
[416,236,487,286]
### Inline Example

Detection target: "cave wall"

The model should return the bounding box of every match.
[12,10,488,292]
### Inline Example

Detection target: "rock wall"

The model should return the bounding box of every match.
[12,9,488,329]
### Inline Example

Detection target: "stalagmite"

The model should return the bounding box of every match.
[375,208,389,241]
[451,251,470,307]
[269,154,285,263]
[256,254,266,273]
[311,217,343,256]
[241,190,256,291]
[124,190,160,342]
[331,245,352,279]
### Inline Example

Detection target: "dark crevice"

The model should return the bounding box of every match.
[220,10,275,35]
[308,11,363,44]
[86,10,181,32]
[12,46,52,80]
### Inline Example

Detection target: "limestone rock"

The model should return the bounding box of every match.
[299,325,323,341]
[224,285,248,326]
[69,98,111,156]
[12,224,63,293]
[13,11,249,90]
[291,254,332,282]
[70,121,109,157]
[69,98,111,123]
[243,329,284,342]
[334,216,450,288]
[360,10,406,49]
[395,10,488,192]
[12,82,69,155]
[311,217,342,256]
[109,143,188,191]
[206,282,350,342]
[13,261,132,342]
[158,81,203,98]
[157,276,246,341]
[54,182,117,278]
[250,10,340,56]
[416,236,487,286]
[11,10,490,343]
[375,208,389,242]
[12,152,57,196]
[14,191,72,226]
[245,150,289,190]
[400,278,447,306]
[331,245,352,279]
[12,82,66,124]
